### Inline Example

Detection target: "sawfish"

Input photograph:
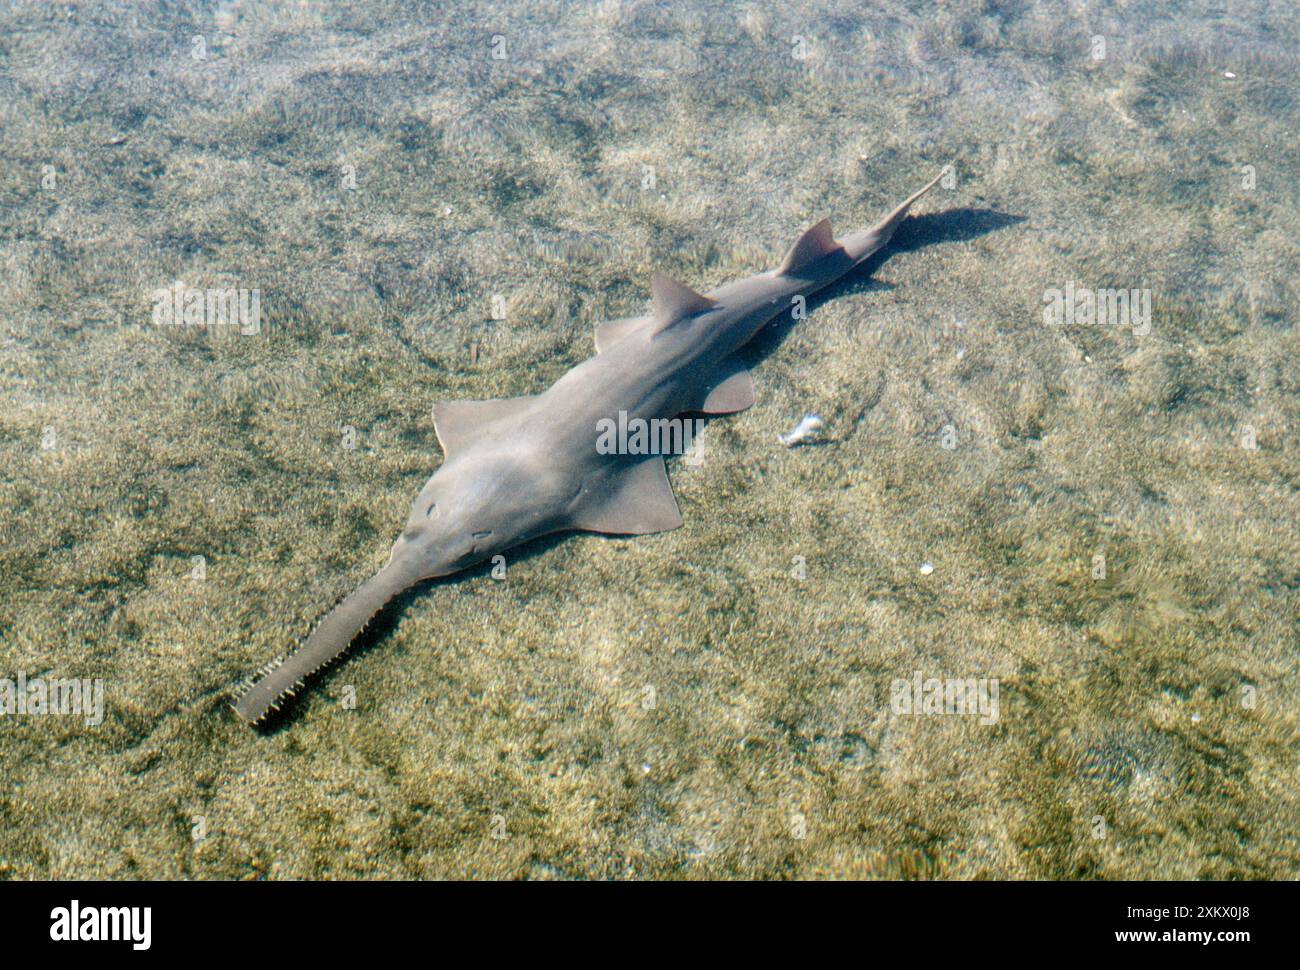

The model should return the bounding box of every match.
[232,170,946,724]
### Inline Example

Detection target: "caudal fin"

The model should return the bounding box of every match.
[839,168,949,264]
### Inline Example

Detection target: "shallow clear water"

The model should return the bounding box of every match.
[0,0,1296,878]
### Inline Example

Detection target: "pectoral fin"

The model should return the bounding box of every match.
[567,457,683,535]
[432,396,534,458]
[693,355,755,414]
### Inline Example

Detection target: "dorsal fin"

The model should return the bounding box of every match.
[777,217,839,276]
[651,271,716,330]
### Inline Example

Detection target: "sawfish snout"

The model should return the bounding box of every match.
[390,508,487,579]
[387,531,486,580]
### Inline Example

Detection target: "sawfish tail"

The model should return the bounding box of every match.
[230,561,416,725]
[839,168,948,264]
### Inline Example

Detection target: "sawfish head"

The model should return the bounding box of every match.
[386,449,565,580]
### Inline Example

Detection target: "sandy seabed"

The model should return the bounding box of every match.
[0,0,1296,878]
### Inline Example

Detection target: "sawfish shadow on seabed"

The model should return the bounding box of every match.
[744,206,1026,366]
[250,205,1023,731]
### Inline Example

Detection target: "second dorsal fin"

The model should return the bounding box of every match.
[776,217,839,276]
[651,271,716,330]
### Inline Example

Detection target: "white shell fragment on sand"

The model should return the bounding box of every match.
[778,414,824,447]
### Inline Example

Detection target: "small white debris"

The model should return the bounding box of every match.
[919,561,934,575]
[443,206,453,215]
[1224,71,1236,79]
[1190,712,1202,723]
[779,414,824,447]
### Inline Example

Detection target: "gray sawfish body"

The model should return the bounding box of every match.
[233,171,945,724]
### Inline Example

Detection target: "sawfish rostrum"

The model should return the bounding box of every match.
[232,171,946,724]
